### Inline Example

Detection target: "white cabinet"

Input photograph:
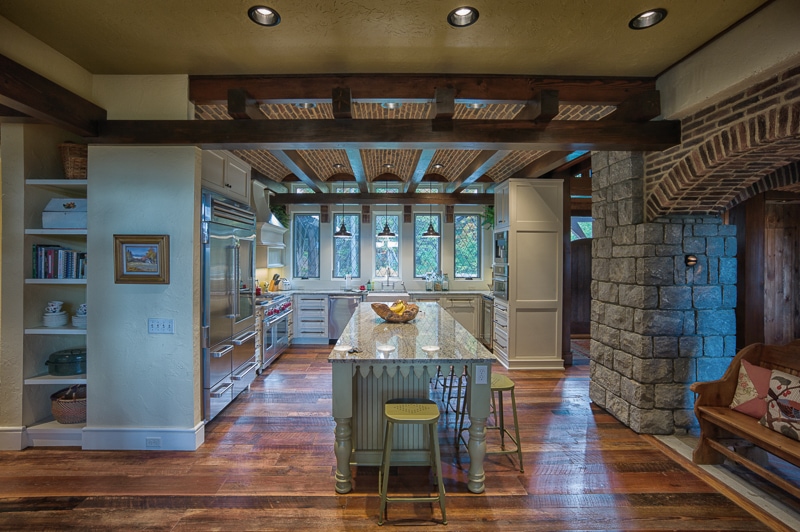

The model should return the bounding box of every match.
[293,295,329,344]
[256,245,285,269]
[201,150,251,205]
[411,293,479,337]
[493,300,509,366]
[494,181,510,229]
[23,178,89,446]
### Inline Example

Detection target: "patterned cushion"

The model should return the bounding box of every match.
[729,360,771,418]
[759,368,800,441]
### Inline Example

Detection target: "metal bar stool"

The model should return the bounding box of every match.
[378,398,447,526]
[457,373,524,472]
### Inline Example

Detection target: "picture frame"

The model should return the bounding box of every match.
[113,234,170,284]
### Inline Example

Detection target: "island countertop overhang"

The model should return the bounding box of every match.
[328,302,495,364]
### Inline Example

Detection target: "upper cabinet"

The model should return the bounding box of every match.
[494,181,510,229]
[201,150,251,205]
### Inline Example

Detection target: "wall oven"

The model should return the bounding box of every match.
[491,263,509,301]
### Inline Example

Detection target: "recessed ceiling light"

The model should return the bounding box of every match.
[432,164,444,170]
[448,6,479,27]
[333,163,345,169]
[381,102,402,110]
[295,102,316,109]
[628,8,667,30]
[248,6,281,27]
[465,102,487,109]
[383,163,394,169]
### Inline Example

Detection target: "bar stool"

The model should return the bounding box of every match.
[458,373,524,473]
[378,398,447,526]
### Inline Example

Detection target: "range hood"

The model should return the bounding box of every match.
[251,181,287,246]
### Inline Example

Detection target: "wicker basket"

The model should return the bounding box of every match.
[59,142,88,179]
[50,385,87,424]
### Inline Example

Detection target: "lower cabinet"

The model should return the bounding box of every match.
[411,293,479,338]
[293,295,329,344]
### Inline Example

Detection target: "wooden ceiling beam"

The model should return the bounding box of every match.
[189,74,656,106]
[345,148,369,193]
[271,192,493,206]
[405,149,436,193]
[515,89,559,122]
[332,87,352,119]
[0,53,106,136]
[96,118,680,151]
[447,150,509,193]
[252,169,289,193]
[269,150,328,193]
[432,87,455,132]
[605,90,662,122]
[227,88,262,120]
[512,150,589,179]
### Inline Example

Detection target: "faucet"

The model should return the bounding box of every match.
[400,280,406,292]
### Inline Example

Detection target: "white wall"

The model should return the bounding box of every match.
[85,146,202,442]
[658,0,800,119]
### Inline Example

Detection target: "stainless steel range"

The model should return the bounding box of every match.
[259,293,292,371]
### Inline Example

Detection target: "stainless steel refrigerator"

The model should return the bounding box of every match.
[201,191,258,422]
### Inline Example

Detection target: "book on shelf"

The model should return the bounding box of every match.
[31,244,87,280]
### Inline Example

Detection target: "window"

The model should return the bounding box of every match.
[292,184,314,194]
[460,185,483,194]
[333,185,360,194]
[454,214,480,278]
[293,214,320,278]
[374,185,401,193]
[416,185,440,193]
[374,214,399,278]
[571,216,593,241]
[414,213,440,277]
[333,213,360,278]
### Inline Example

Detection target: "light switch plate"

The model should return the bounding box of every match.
[148,318,174,334]
[475,365,488,385]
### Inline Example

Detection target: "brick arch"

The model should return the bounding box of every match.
[728,160,800,207]
[646,102,800,219]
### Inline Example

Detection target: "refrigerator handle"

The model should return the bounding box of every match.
[230,243,240,319]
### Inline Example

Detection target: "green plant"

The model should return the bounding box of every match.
[481,205,494,229]
[271,204,289,227]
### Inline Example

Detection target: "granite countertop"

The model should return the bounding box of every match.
[328,302,495,364]
[277,289,491,297]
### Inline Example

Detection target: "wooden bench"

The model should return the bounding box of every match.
[691,340,800,499]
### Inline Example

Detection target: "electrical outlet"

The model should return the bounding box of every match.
[475,365,488,385]
[147,318,174,334]
[145,437,161,448]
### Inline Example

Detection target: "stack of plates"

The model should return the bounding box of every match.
[71,314,87,329]
[42,311,68,328]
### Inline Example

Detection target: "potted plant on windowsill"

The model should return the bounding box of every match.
[481,205,494,230]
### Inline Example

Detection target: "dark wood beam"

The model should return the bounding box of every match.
[332,87,352,119]
[269,150,328,193]
[0,53,106,136]
[0,103,30,118]
[605,90,662,122]
[515,89,559,122]
[447,150,509,193]
[227,88,262,120]
[251,169,289,193]
[405,149,436,193]
[345,148,369,193]
[511,150,589,179]
[432,87,455,132]
[189,74,656,106]
[272,192,493,206]
[96,118,680,151]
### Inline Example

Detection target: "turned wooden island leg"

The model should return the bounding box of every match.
[333,417,353,493]
[467,416,488,493]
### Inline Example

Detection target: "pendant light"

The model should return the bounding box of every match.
[422,200,440,238]
[377,180,396,239]
[333,181,352,238]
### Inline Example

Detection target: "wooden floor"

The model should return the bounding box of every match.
[0,344,781,530]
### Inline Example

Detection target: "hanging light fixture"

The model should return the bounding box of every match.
[333,181,352,238]
[422,200,440,238]
[377,179,396,238]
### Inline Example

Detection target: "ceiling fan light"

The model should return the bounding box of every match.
[448,6,479,27]
[628,8,667,30]
[248,6,281,26]
[422,223,440,238]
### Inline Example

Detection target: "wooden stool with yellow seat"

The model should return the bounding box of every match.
[378,398,447,526]
[458,373,524,473]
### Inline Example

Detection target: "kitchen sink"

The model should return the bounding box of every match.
[364,292,409,302]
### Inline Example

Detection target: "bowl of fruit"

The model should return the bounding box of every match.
[371,300,419,323]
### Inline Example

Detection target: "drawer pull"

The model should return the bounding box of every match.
[232,331,257,345]
[211,345,233,358]
[210,382,234,398]
[232,363,258,380]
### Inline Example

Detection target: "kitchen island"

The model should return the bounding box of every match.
[329,302,495,494]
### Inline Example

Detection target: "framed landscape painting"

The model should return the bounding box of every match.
[113,234,170,284]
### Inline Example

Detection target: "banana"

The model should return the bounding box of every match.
[389,300,406,314]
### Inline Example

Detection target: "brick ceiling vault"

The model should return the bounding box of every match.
[646,103,800,219]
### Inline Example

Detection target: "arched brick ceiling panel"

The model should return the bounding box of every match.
[646,103,800,218]
[729,160,800,207]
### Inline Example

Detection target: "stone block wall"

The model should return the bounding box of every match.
[590,151,737,434]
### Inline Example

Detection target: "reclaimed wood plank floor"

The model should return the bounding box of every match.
[0,344,779,530]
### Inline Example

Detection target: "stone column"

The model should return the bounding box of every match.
[589,151,737,434]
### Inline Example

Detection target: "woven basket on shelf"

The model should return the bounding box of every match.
[58,142,88,179]
[50,384,87,424]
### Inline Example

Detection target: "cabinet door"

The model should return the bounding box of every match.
[494,183,509,229]
[225,156,250,203]
[445,296,477,336]
[201,150,226,191]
